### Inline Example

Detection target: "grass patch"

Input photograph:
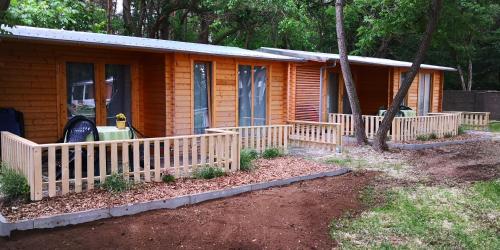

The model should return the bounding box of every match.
[262,148,283,159]
[458,125,467,135]
[0,164,30,201]
[489,121,500,133]
[325,157,352,165]
[100,172,131,193]
[240,148,259,171]
[192,165,226,179]
[330,181,500,249]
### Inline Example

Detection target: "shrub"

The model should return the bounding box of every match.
[192,165,225,179]
[262,148,283,159]
[101,172,130,193]
[444,133,453,138]
[161,174,176,183]
[458,125,466,135]
[416,135,429,141]
[240,149,259,171]
[428,133,437,140]
[0,164,30,201]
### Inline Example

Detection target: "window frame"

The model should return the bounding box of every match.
[236,63,271,126]
[192,61,213,134]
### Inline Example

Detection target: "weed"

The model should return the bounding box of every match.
[192,165,225,179]
[458,125,466,135]
[0,164,30,201]
[325,157,352,165]
[428,133,437,140]
[161,174,176,183]
[240,148,259,171]
[262,148,283,159]
[100,172,130,193]
[416,134,429,141]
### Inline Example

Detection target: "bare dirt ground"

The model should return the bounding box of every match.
[0,171,377,250]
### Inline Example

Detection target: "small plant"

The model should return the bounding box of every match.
[458,125,466,135]
[325,157,352,165]
[0,164,30,201]
[115,113,126,121]
[444,132,453,138]
[192,165,225,179]
[162,173,176,183]
[101,172,130,193]
[240,148,259,171]
[428,133,437,140]
[416,135,429,141]
[262,148,283,159]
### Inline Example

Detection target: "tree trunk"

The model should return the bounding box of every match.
[373,0,443,151]
[335,0,367,145]
[0,0,9,12]
[457,64,467,90]
[123,0,135,35]
[107,0,112,34]
[467,58,473,91]
[198,13,210,44]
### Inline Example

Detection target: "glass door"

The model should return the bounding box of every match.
[66,62,96,121]
[327,72,339,114]
[104,64,132,126]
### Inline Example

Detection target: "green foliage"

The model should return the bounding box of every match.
[489,121,500,133]
[416,133,437,141]
[0,164,30,201]
[240,148,259,171]
[330,182,500,249]
[100,173,130,193]
[8,0,107,32]
[262,148,282,159]
[192,165,226,179]
[161,174,176,184]
[458,125,466,135]
[325,157,352,165]
[444,132,453,138]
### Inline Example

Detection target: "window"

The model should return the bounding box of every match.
[418,73,432,115]
[400,72,409,106]
[193,62,212,134]
[67,62,96,121]
[238,65,267,126]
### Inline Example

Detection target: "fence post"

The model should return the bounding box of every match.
[32,146,43,201]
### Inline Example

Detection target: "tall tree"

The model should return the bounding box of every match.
[335,0,367,145]
[373,0,443,151]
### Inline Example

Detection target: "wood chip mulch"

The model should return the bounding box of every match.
[1,156,341,222]
[400,133,479,144]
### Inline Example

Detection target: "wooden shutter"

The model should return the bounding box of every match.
[295,65,321,121]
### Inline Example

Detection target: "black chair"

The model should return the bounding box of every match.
[44,116,100,179]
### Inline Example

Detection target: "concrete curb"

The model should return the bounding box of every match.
[388,136,492,150]
[0,168,350,237]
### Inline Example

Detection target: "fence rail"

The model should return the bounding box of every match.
[444,111,490,130]
[328,113,460,142]
[288,120,342,151]
[211,125,291,153]
[1,130,239,201]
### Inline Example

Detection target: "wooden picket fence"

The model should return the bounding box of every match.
[1,130,239,201]
[328,112,460,142]
[444,111,490,130]
[212,125,291,153]
[288,120,342,151]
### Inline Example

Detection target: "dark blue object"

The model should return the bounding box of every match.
[0,108,25,137]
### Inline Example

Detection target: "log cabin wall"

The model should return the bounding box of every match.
[294,62,322,121]
[351,64,390,115]
[141,55,166,137]
[391,67,443,113]
[170,53,289,135]
[0,40,163,143]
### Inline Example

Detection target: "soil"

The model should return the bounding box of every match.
[0,171,378,250]
[408,141,500,184]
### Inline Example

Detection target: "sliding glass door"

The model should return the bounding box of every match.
[66,63,96,121]
[238,65,267,126]
[65,62,132,126]
[418,73,432,115]
[105,64,132,126]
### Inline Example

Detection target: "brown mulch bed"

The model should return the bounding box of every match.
[0,171,378,249]
[1,156,342,222]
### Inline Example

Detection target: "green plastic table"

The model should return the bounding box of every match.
[377,110,417,117]
[86,126,132,141]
